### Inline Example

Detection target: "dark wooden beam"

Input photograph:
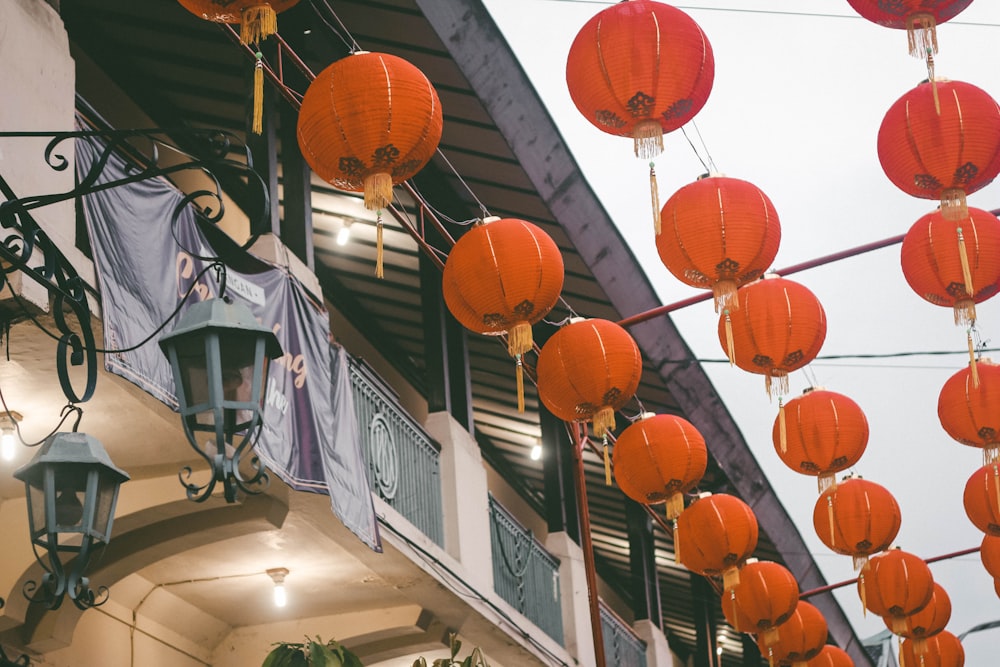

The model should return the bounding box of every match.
[625,498,661,626]
[279,99,314,268]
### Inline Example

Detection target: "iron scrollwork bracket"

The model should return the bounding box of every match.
[0,128,270,404]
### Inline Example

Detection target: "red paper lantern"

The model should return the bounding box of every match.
[938,360,1000,463]
[963,462,1000,536]
[720,560,798,647]
[981,534,1000,578]
[676,492,758,590]
[900,631,965,667]
[861,549,935,634]
[813,477,901,570]
[900,207,1000,325]
[657,175,781,311]
[612,413,708,519]
[536,318,642,438]
[845,1,973,58]
[442,217,564,412]
[565,0,714,158]
[806,645,854,667]
[885,582,951,654]
[878,80,1000,221]
[773,388,869,492]
[757,601,828,667]
[176,0,300,43]
[718,276,827,396]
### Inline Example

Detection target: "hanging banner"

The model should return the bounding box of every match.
[76,132,381,552]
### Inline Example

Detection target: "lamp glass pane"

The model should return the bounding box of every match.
[92,475,117,542]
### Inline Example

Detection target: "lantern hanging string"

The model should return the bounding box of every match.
[310,0,362,53]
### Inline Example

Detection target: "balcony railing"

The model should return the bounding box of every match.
[600,605,647,667]
[488,494,564,645]
[349,356,444,547]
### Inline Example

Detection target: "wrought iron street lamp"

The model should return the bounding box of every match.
[159,294,282,503]
[13,431,129,611]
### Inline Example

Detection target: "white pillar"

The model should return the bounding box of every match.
[544,531,597,667]
[634,618,686,667]
[424,411,494,593]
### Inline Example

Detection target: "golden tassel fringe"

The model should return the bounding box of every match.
[713,279,738,314]
[859,571,867,617]
[516,357,525,414]
[364,172,393,211]
[957,227,975,298]
[240,5,278,46]
[818,473,836,494]
[724,310,736,366]
[666,492,685,521]
[986,444,999,465]
[907,13,938,59]
[722,566,741,591]
[650,163,661,236]
[673,519,681,564]
[603,441,612,486]
[827,495,836,548]
[761,628,780,648]
[508,321,533,357]
[252,56,264,136]
[632,120,664,160]
[969,330,980,388]
[766,372,790,400]
[955,300,977,327]
[941,188,968,222]
[891,616,908,635]
[992,463,1000,519]
[853,554,869,572]
[375,213,385,279]
[778,398,787,454]
[592,406,616,439]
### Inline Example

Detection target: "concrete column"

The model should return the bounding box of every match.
[544,531,597,667]
[634,619,685,667]
[424,411,493,593]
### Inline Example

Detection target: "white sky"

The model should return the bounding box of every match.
[482,1,1000,664]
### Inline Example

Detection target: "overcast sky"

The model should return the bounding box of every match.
[482,1,1000,664]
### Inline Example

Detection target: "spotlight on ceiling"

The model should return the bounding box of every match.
[0,411,21,462]
[267,567,289,608]
[530,441,542,461]
[336,221,352,247]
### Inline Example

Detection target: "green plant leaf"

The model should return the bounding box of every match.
[450,635,462,659]
[411,658,428,667]
[288,650,309,667]
[263,645,301,667]
[310,640,343,667]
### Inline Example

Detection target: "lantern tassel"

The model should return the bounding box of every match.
[593,406,616,439]
[818,473,836,494]
[969,330,980,388]
[650,162,661,235]
[906,13,938,60]
[516,356,525,414]
[778,397,787,454]
[603,438,612,486]
[986,444,999,466]
[958,227,975,299]
[767,371,789,400]
[767,647,774,667]
[241,5,279,46]
[859,571,867,617]
[722,566,740,591]
[993,463,1000,519]
[827,495,836,548]
[375,212,385,279]
[252,53,264,136]
[364,173,393,211]
[926,52,941,116]
[666,492,684,521]
[900,637,906,667]
[508,321,534,358]
[712,279,738,314]
[632,119,663,160]
[761,628,779,648]
[891,616,908,635]
[673,518,680,565]
[913,637,928,656]
[724,310,736,366]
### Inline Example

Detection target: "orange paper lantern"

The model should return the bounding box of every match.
[772,388,869,492]
[884,582,951,654]
[981,534,1000,579]
[612,413,708,519]
[758,601,828,667]
[861,549,935,634]
[900,207,1000,326]
[657,175,781,310]
[938,360,1000,463]
[676,493,758,590]
[845,0,973,58]
[963,462,1000,536]
[813,477,901,570]
[718,276,827,396]
[878,80,1000,221]
[442,217,565,412]
[806,645,854,667]
[565,0,714,158]
[720,559,798,646]
[900,631,965,667]
[536,318,642,438]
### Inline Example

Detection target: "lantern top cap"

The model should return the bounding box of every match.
[481,216,502,225]
[637,411,656,421]
[802,386,827,394]
[158,297,282,359]
[13,431,129,487]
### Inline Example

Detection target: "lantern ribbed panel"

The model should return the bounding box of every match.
[757,601,828,666]
[676,493,758,577]
[612,414,707,507]
[878,80,1000,203]
[845,0,972,28]
[565,1,714,140]
[297,52,443,200]
[720,561,799,634]
[900,208,1000,320]
[885,582,951,640]
[806,645,854,667]
[900,631,965,667]
[718,277,827,393]
[861,549,935,624]
[938,360,1000,455]
[535,319,642,434]
[773,389,869,479]
[176,0,300,23]
[982,534,1000,578]
[442,218,564,339]
[657,175,781,308]
[813,478,901,559]
[963,462,1000,535]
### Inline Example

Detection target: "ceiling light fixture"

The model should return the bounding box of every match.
[336,220,352,247]
[0,411,21,462]
[530,441,542,461]
[267,567,289,608]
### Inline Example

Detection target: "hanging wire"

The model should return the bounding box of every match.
[309,0,362,53]
[689,119,718,173]
[679,126,711,173]
[408,180,480,227]
[434,148,491,219]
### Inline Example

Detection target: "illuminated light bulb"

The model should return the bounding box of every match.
[336,224,351,246]
[267,568,289,608]
[1,431,14,461]
[530,443,542,461]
